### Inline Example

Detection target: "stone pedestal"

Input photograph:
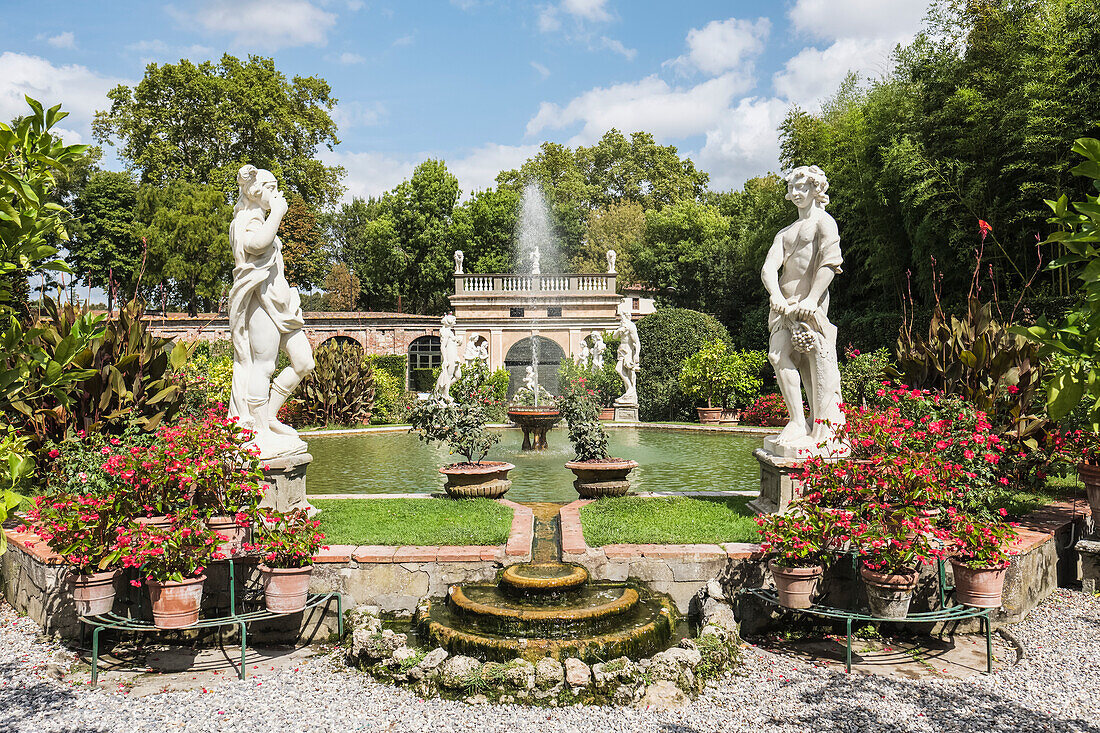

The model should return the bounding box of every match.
[746,447,804,515]
[1077,539,1100,594]
[613,406,638,422]
[260,452,316,515]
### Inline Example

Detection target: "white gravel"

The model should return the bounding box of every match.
[2,589,1097,732]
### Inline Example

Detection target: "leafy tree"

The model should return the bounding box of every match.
[92,54,345,207]
[449,186,520,273]
[636,308,730,421]
[574,201,645,286]
[136,182,232,315]
[277,193,329,290]
[67,170,143,311]
[322,262,360,311]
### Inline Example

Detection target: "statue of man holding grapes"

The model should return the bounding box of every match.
[759,165,847,457]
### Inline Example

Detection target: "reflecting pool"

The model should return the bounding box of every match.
[304,428,763,502]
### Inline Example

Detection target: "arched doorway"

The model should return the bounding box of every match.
[504,335,565,397]
[408,335,441,392]
[318,335,363,352]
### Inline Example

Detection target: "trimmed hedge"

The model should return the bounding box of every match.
[370,354,406,383]
[637,308,729,422]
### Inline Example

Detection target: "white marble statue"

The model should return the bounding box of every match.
[590,332,606,369]
[531,249,541,276]
[463,332,488,364]
[454,249,464,275]
[606,249,617,274]
[523,365,538,392]
[433,314,462,403]
[579,340,591,368]
[760,165,847,457]
[228,165,315,459]
[613,303,639,407]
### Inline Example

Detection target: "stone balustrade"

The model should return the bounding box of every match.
[454,273,616,295]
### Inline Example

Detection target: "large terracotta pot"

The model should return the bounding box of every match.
[146,575,206,629]
[860,565,918,619]
[71,568,119,617]
[719,409,741,425]
[440,461,514,499]
[259,564,313,614]
[565,459,639,498]
[950,559,1008,608]
[206,515,250,558]
[1079,463,1100,526]
[696,406,724,425]
[768,560,822,609]
[599,407,616,421]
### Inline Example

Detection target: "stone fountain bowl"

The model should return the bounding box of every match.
[565,458,639,498]
[439,461,515,499]
[507,405,563,427]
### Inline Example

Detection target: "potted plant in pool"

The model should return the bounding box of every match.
[252,509,326,613]
[757,504,834,609]
[119,512,223,629]
[946,508,1018,608]
[409,397,512,498]
[559,375,637,498]
[20,492,126,617]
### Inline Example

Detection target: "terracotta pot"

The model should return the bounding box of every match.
[599,407,616,421]
[860,565,919,619]
[950,559,1008,608]
[206,515,250,557]
[565,459,639,498]
[71,568,119,617]
[696,406,724,425]
[1079,463,1100,526]
[259,564,313,613]
[768,560,823,609]
[146,575,205,629]
[719,409,741,425]
[440,461,514,499]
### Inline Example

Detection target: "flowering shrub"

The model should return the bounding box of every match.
[757,504,837,567]
[946,508,1018,569]
[741,393,793,427]
[20,492,125,574]
[839,346,891,407]
[251,509,325,568]
[118,512,223,582]
[851,514,945,574]
[558,375,610,462]
[796,453,964,512]
[43,423,154,498]
[1048,428,1100,467]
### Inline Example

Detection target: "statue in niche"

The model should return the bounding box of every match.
[590,332,606,369]
[760,165,847,456]
[454,249,464,275]
[434,314,462,403]
[523,365,538,392]
[606,249,617,274]
[464,332,488,364]
[228,165,315,459]
[613,303,639,407]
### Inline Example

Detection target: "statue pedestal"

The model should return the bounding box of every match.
[260,452,317,515]
[746,447,805,515]
[613,406,638,422]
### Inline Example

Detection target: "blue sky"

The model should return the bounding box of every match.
[1,0,932,198]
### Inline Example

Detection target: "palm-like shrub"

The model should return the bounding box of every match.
[297,342,375,427]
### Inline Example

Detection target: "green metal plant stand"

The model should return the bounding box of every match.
[79,558,343,684]
[743,556,995,674]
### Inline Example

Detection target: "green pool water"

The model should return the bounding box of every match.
[303,428,763,502]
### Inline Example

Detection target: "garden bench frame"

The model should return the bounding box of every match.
[741,554,994,674]
[79,557,343,684]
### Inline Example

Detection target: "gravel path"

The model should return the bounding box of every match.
[2,589,1098,733]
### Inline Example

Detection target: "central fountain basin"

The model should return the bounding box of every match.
[501,562,588,594]
[507,407,563,451]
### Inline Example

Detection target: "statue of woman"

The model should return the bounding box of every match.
[613,304,640,407]
[434,314,462,403]
[228,165,315,459]
[591,332,606,369]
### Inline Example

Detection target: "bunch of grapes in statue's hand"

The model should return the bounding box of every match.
[791,323,817,354]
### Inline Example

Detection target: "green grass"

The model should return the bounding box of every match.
[312,497,513,546]
[997,473,1083,518]
[579,496,760,546]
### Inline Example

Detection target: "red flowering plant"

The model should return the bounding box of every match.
[1047,428,1100,467]
[757,503,840,568]
[850,512,946,574]
[19,492,127,575]
[250,509,326,569]
[742,393,796,428]
[945,507,1018,569]
[117,511,224,583]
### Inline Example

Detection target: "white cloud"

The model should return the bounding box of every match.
[330,100,386,130]
[773,38,897,109]
[337,51,365,64]
[0,52,127,143]
[526,72,752,145]
[346,0,364,9]
[167,0,336,50]
[530,61,550,79]
[538,7,562,33]
[561,0,610,22]
[391,34,414,47]
[598,36,636,61]
[47,32,76,49]
[789,0,932,42]
[698,96,790,190]
[323,142,539,201]
[671,17,770,76]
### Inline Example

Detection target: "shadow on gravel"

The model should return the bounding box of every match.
[0,662,98,733]
[787,673,1100,733]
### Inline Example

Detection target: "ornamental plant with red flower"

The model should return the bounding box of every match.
[757,504,838,567]
[19,492,126,574]
[742,393,797,428]
[1048,428,1100,467]
[945,507,1018,569]
[251,509,326,569]
[117,511,224,583]
[850,512,946,575]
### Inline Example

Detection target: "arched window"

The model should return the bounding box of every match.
[408,335,442,392]
[504,335,565,397]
